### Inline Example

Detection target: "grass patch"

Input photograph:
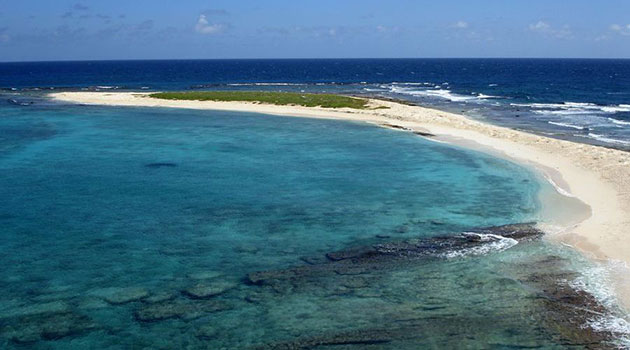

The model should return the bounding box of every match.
[149,91,372,109]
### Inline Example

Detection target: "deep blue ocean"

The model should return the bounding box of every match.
[1,60,630,349]
[2,59,630,149]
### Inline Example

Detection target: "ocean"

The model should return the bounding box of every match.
[2,58,630,149]
[0,59,629,348]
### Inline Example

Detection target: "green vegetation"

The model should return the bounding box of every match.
[149,91,373,109]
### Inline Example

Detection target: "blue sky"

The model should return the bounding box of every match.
[1,0,629,61]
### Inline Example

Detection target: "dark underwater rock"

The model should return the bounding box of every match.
[196,324,219,340]
[251,314,549,350]
[143,292,177,304]
[476,222,544,240]
[102,287,150,305]
[245,223,619,349]
[300,256,328,265]
[394,225,409,233]
[380,123,411,131]
[531,255,566,269]
[144,162,177,168]
[234,244,260,254]
[252,328,395,349]
[1,301,71,318]
[0,312,98,344]
[520,271,617,348]
[332,222,542,262]
[245,292,266,304]
[247,223,543,288]
[413,131,436,137]
[251,294,618,350]
[182,281,237,299]
[134,300,232,323]
[326,246,375,262]
[340,276,370,289]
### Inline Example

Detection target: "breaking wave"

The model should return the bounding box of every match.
[587,133,630,146]
[512,102,630,115]
[442,233,519,259]
[548,121,586,130]
[570,261,630,348]
[609,118,630,126]
[226,82,308,86]
[387,85,496,102]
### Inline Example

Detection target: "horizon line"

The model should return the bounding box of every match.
[2,57,630,64]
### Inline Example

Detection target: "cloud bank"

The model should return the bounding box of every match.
[195,14,226,35]
[529,21,572,39]
[610,24,630,36]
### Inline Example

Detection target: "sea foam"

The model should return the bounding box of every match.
[548,121,586,130]
[388,85,493,102]
[609,118,630,126]
[513,102,630,115]
[441,233,518,259]
[570,261,630,348]
[587,133,630,146]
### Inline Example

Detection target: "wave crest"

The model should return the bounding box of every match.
[441,233,518,259]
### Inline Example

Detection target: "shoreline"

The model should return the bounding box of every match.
[49,91,630,310]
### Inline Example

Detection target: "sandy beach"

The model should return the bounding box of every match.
[50,91,630,308]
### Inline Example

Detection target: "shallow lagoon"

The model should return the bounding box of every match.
[0,102,625,348]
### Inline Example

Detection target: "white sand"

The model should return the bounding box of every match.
[50,91,630,308]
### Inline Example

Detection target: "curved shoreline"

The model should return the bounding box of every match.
[49,91,630,310]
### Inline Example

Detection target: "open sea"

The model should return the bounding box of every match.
[3,59,630,150]
[1,59,630,349]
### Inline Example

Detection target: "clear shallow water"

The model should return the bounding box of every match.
[0,103,627,348]
[2,58,630,149]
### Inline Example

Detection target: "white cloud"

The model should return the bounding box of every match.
[528,21,572,39]
[594,34,609,42]
[375,25,399,34]
[258,25,352,38]
[529,21,550,32]
[453,21,469,29]
[610,24,630,36]
[195,14,226,35]
[554,26,572,39]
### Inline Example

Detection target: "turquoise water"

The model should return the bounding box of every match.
[0,103,625,348]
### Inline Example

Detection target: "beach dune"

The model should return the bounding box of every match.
[51,91,630,308]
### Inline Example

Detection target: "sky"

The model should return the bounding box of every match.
[1,0,630,61]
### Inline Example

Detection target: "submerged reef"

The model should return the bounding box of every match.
[247,223,542,287]
[245,223,620,349]
[144,162,178,168]
[0,223,622,349]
